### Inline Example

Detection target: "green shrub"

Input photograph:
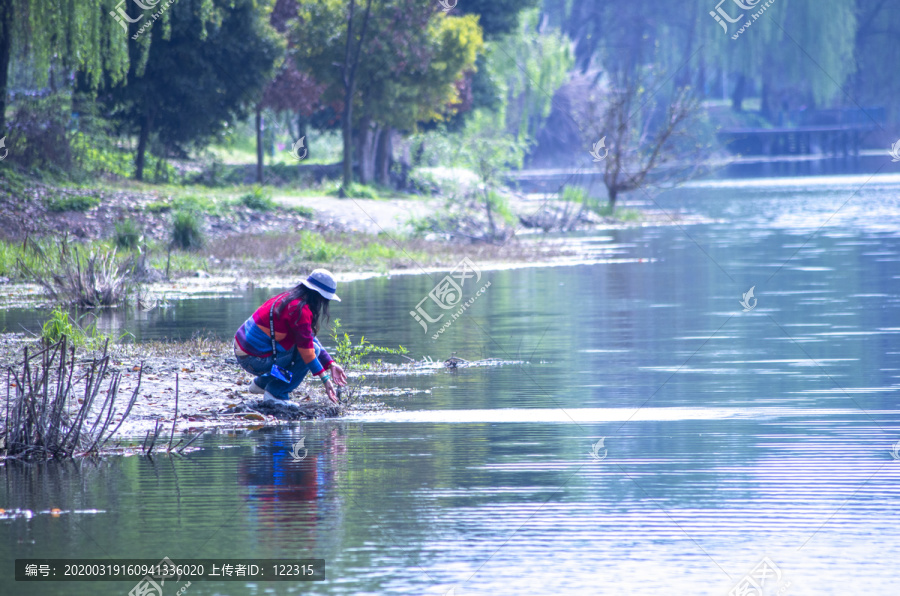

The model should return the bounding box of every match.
[290,205,315,218]
[293,230,340,262]
[42,307,129,349]
[172,211,204,250]
[239,186,277,211]
[41,307,80,345]
[560,185,587,203]
[332,183,380,200]
[114,219,142,249]
[147,194,218,214]
[46,194,100,212]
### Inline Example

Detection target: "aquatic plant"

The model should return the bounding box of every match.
[18,240,134,308]
[41,307,130,349]
[328,318,408,404]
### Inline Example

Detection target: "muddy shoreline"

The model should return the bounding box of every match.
[0,333,510,452]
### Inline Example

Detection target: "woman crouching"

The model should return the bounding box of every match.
[233,269,347,406]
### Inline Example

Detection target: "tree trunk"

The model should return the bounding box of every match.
[731,74,746,112]
[341,98,353,192]
[484,188,496,240]
[357,118,375,184]
[256,105,264,184]
[295,111,307,146]
[607,186,618,212]
[0,0,12,136]
[375,126,393,186]
[759,74,773,123]
[135,112,152,181]
[339,0,374,195]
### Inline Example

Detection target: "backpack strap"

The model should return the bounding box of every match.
[269,294,297,368]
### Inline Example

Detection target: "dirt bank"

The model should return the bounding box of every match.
[0,333,510,451]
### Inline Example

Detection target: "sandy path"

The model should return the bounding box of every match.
[274,194,440,235]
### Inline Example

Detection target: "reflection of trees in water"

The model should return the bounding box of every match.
[0,459,115,545]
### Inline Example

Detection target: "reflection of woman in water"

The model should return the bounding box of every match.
[239,428,348,535]
[233,269,348,407]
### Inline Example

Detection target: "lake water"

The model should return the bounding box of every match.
[3,173,900,595]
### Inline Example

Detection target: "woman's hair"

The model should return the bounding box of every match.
[275,284,330,336]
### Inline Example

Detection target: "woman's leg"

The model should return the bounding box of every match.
[236,353,275,391]
[263,345,319,399]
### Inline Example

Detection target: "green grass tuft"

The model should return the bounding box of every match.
[46,194,100,212]
[172,211,204,250]
[114,219,142,249]
[238,186,277,211]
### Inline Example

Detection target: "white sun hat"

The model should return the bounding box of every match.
[301,269,341,301]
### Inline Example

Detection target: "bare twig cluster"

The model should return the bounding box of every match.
[2,338,141,459]
[139,374,204,456]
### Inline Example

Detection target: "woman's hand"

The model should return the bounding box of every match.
[330,363,348,386]
[324,380,339,404]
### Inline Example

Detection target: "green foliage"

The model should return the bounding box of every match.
[485,7,573,142]
[460,109,527,188]
[114,219,142,250]
[41,307,130,349]
[456,0,540,39]
[95,0,281,178]
[332,183,381,200]
[560,185,587,204]
[45,194,101,212]
[19,242,134,308]
[171,211,204,250]
[147,195,220,214]
[239,186,277,211]
[290,205,315,218]
[328,318,408,373]
[291,231,423,270]
[1,0,131,119]
[0,240,42,278]
[294,0,483,191]
[293,231,342,263]
[486,190,516,225]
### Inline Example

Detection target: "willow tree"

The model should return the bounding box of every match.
[486,7,573,144]
[853,0,900,124]
[0,0,135,134]
[700,0,857,115]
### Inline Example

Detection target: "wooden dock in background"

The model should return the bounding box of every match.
[717,124,876,157]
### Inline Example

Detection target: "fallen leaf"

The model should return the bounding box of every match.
[243,413,265,421]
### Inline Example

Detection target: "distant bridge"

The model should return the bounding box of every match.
[717,124,877,157]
